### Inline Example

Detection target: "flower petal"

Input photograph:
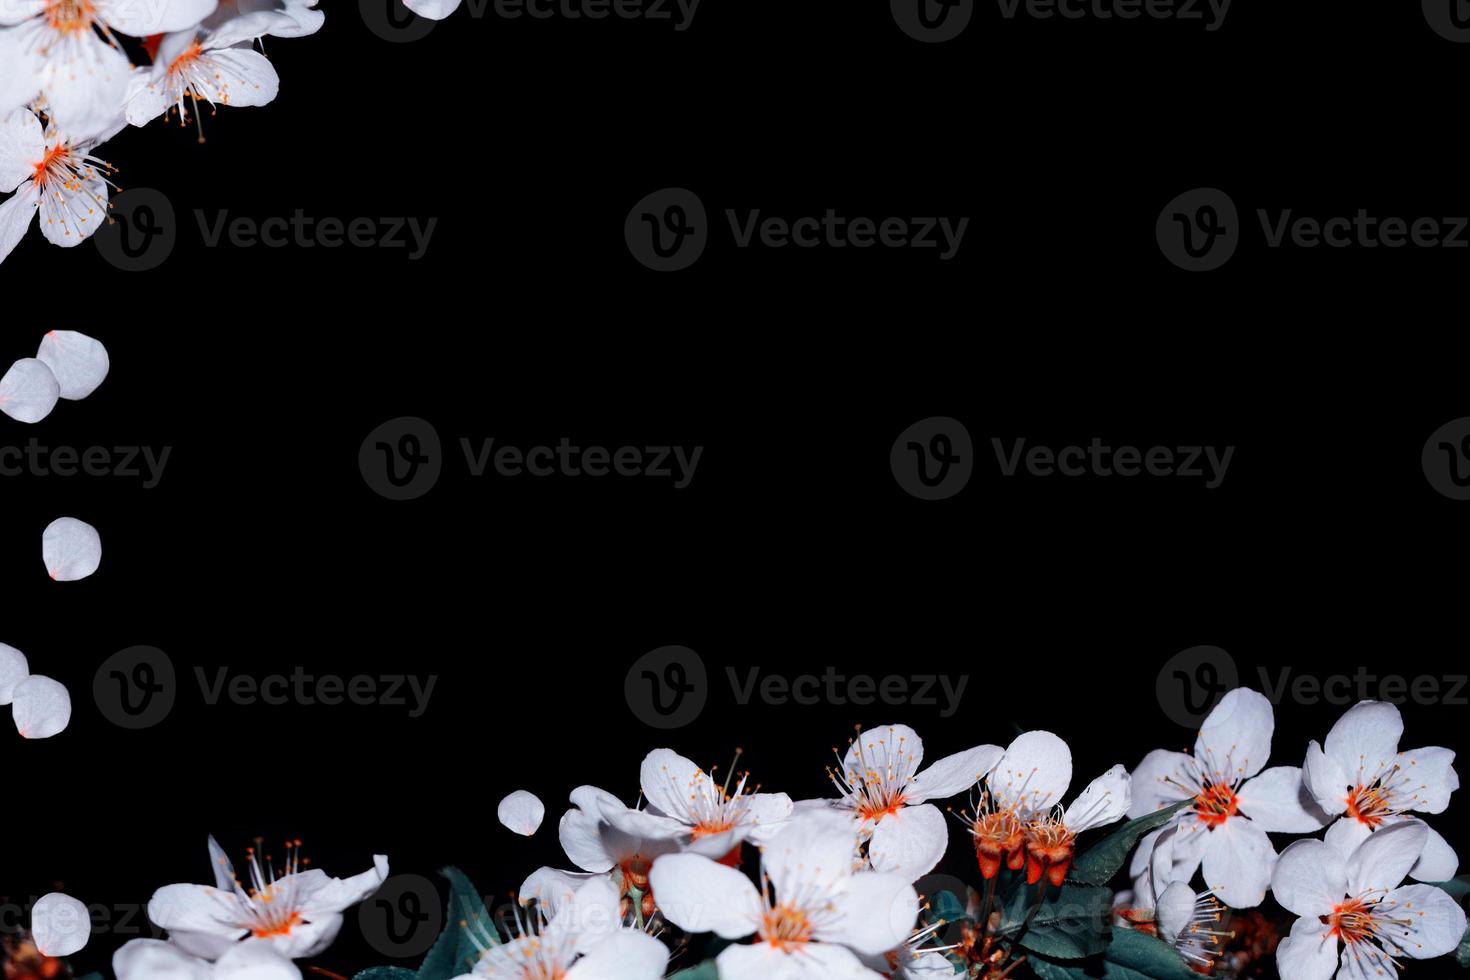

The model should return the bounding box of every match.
[12,674,71,738]
[1154,881,1196,943]
[1200,816,1275,908]
[1394,746,1457,815]
[112,939,211,980]
[906,744,1001,803]
[1063,764,1131,833]
[1324,701,1403,784]
[36,330,109,400]
[1194,688,1273,783]
[640,748,715,825]
[762,809,861,902]
[1274,916,1339,980]
[213,941,303,978]
[989,730,1072,817]
[1271,839,1346,917]
[1236,767,1330,833]
[498,790,546,836]
[1382,883,1468,959]
[0,641,28,704]
[1409,822,1458,882]
[1301,740,1350,816]
[565,930,670,980]
[647,853,761,940]
[822,871,919,956]
[43,516,102,582]
[1346,818,1427,897]
[1126,750,1195,818]
[867,803,947,882]
[0,107,44,193]
[31,893,90,957]
[0,358,59,424]
[147,883,249,960]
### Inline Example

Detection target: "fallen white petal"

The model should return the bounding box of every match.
[498,790,546,836]
[37,330,110,400]
[0,642,29,704]
[0,358,60,424]
[13,675,71,738]
[32,893,90,957]
[43,517,102,582]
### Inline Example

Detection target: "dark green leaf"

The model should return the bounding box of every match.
[1000,882,1111,960]
[1030,927,1199,979]
[416,867,497,980]
[670,961,721,979]
[1427,876,1470,901]
[1068,801,1191,887]
[931,889,969,925]
[356,969,418,980]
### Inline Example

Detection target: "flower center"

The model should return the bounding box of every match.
[43,0,94,33]
[828,726,920,824]
[250,910,303,939]
[690,818,737,840]
[1024,816,1076,887]
[1328,897,1375,945]
[760,903,813,951]
[168,42,204,76]
[965,800,1026,879]
[32,144,72,188]
[1193,782,1239,828]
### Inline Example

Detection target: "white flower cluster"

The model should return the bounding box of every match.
[480,697,1463,980]
[0,0,319,265]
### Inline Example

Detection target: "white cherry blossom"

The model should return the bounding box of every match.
[1273,819,1466,980]
[0,108,117,265]
[148,836,388,960]
[1301,699,1459,882]
[651,808,920,980]
[1128,688,1330,907]
[820,724,1002,883]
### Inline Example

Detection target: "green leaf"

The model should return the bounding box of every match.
[931,889,969,925]
[1031,927,1199,980]
[416,867,498,980]
[356,969,418,980]
[670,961,721,979]
[72,974,105,980]
[1000,881,1111,960]
[1068,801,1191,887]
[1456,925,1469,969]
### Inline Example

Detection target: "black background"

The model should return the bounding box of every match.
[4,0,1470,975]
